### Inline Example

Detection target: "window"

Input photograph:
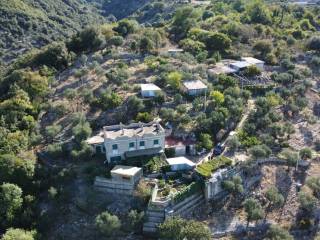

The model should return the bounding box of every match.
[129,142,135,148]
[112,144,118,150]
[153,139,159,146]
[140,141,145,147]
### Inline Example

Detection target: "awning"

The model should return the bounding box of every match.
[125,147,163,158]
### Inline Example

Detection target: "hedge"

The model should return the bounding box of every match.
[172,181,203,203]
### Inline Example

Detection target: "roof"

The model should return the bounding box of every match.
[208,65,237,75]
[229,61,251,69]
[241,57,265,65]
[104,121,165,140]
[111,165,142,177]
[168,48,184,53]
[86,133,104,145]
[165,136,196,147]
[183,80,207,90]
[166,157,196,167]
[140,83,161,92]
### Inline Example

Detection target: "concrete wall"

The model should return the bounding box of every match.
[94,176,136,195]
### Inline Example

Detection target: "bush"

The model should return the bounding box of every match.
[249,144,271,160]
[67,27,104,53]
[1,228,37,240]
[253,40,273,57]
[306,36,320,52]
[196,133,213,151]
[228,136,240,152]
[95,211,121,237]
[46,143,64,158]
[126,210,144,232]
[159,217,211,240]
[243,65,261,77]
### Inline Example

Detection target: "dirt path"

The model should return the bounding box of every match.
[236,99,255,132]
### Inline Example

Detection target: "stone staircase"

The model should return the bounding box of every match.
[142,192,205,235]
[143,207,165,235]
[170,193,205,217]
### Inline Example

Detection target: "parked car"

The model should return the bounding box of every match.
[213,143,225,156]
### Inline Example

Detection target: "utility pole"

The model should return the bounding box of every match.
[204,89,207,112]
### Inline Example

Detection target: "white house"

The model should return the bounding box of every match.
[87,121,166,163]
[182,80,208,96]
[241,57,265,71]
[141,83,161,98]
[166,156,196,171]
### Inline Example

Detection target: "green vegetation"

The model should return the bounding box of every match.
[159,217,211,240]
[173,182,202,203]
[196,156,232,178]
[1,0,320,238]
[95,211,121,237]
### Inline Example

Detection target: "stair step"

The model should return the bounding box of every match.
[172,193,203,210]
[146,211,165,218]
[143,226,157,233]
[173,197,205,216]
[143,222,160,228]
[173,194,204,211]
[146,216,164,223]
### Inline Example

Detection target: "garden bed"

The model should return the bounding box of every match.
[196,156,233,178]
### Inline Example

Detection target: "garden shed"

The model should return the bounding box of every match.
[182,80,207,96]
[166,157,196,171]
[241,57,265,71]
[140,83,161,98]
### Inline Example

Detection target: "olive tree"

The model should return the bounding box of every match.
[244,197,264,227]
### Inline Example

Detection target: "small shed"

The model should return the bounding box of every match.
[167,48,184,56]
[208,65,237,78]
[111,165,143,185]
[182,80,207,96]
[141,83,161,98]
[241,57,265,71]
[229,61,251,71]
[166,157,196,171]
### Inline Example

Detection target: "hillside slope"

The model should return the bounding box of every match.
[0,0,105,63]
[0,0,179,64]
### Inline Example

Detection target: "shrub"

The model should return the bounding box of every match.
[95,211,121,237]
[249,144,271,160]
[166,71,182,89]
[159,217,211,240]
[47,143,64,158]
[253,40,273,57]
[243,65,261,77]
[196,133,213,151]
[1,228,37,240]
[306,36,320,52]
[127,210,144,232]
